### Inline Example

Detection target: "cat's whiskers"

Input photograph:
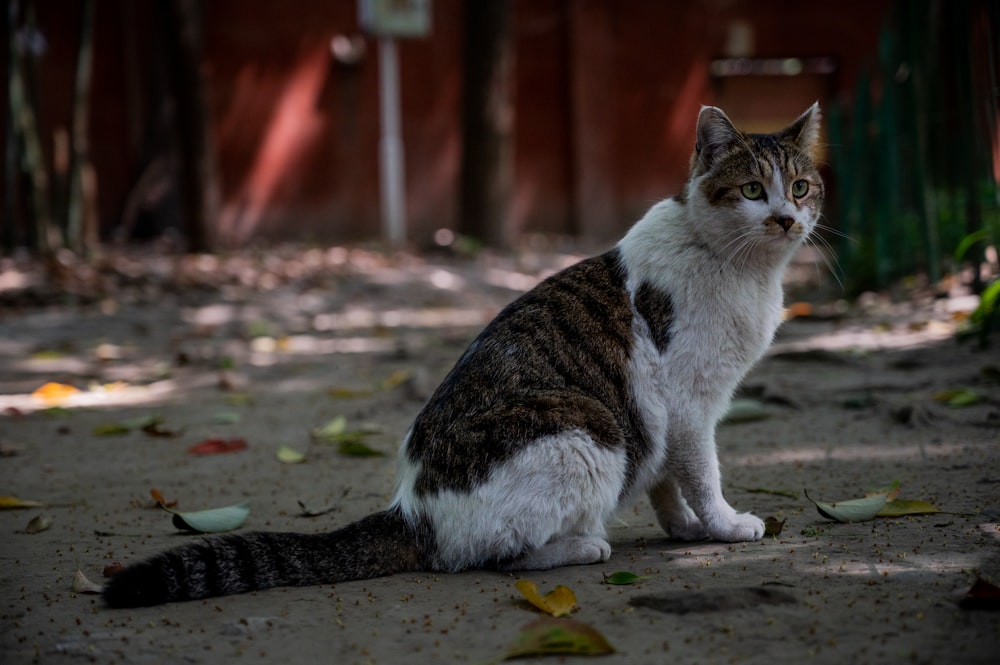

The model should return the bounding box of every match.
[717,226,762,272]
[807,220,851,291]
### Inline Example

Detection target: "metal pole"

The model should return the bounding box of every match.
[378,37,405,247]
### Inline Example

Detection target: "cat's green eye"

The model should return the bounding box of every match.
[791,179,809,198]
[740,182,764,200]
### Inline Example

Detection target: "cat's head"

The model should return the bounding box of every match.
[684,104,824,265]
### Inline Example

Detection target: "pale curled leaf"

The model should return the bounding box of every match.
[515,580,577,617]
[25,514,53,534]
[805,488,889,523]
[73,570,103,595]
[169,501,250,533]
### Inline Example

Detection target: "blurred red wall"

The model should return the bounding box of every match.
[8,0,889,247]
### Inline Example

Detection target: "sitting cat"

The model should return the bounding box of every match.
[104,104,824,607]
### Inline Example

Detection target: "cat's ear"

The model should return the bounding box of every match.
[781,102,822,161]
[694,106,740,169]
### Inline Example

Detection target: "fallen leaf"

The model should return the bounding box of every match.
[877,499,941,517]
[933,388,981,407]
[103,562,124,577]
[721,399,768,424]
[149,488,177,508]
[276,445,306,464]
[224,393,253,406]
[312,417,383,456]
[326,386,374,399]
[959,577,1000,610]
[0,495,45,510]
[338,440,384,457]
[764,516,786,536]
[212,411,242,425]
[169,501,251,533]
[72,570,103,595]
[515,580,577,617]
[297,499,339,517]
[602,571,650,585]
[0,442,22,457]
[92,422,132,436]
[865,480,901,502]
[502,617,615,660]
[737,486,799,500]
[187,438,248,455]
[141,418,180,438]
[32,382,80,405]
[380,369,413,390]
[311,415,348,439]
[25,514,53,534]
[804,488,890,523]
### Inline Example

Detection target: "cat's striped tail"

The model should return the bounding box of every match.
[103,509,429,608]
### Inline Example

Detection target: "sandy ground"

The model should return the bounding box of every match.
[0,245,998,665]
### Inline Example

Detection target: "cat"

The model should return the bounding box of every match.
[103,104,824,607]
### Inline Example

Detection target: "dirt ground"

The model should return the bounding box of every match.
[0,244,998,665]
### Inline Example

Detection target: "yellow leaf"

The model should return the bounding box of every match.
[877,499,940,517]
[31,382,80,405]
[515,580,577,617]
[0,495,45,509]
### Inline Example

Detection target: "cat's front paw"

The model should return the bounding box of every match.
[706,512,765,542]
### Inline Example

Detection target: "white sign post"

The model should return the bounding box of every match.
[358,0,431,248]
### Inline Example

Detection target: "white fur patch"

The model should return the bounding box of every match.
[392,430,626,570]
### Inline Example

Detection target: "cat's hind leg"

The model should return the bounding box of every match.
[499,535,611,571]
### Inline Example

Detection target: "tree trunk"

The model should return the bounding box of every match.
[459,0,513,247]
[160,0,217,252]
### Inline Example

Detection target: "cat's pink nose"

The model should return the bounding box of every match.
[775,216,794,232]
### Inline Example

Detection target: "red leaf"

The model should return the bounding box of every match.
[187,438,248,455]
[960,577,1000,610]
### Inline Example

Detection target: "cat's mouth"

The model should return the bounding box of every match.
[762,215,804,239]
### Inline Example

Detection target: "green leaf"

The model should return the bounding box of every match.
[602,571,650,585]
[92,422,132,436]
[804,488,889,523]
[311,415,347,440]
[212,411,242,425]
[502,618,615,660]
[276,445,306,464]
[721,399,768,424]
[338,439,384,457]
[933,388,980,407]
[312,416,383,455]
[169,501,250,533]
